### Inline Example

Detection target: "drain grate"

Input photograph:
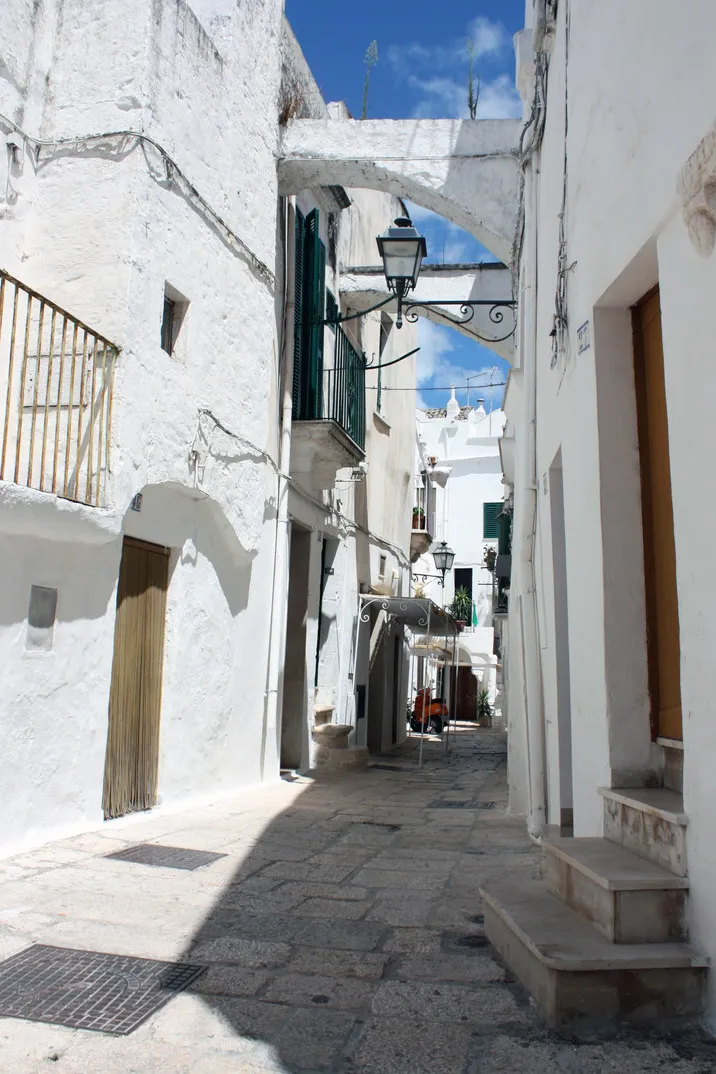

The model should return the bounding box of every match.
[369,764,407,772]
[105,844,227,871]
[0,945,205,1035]
[427,799,496,810]
[455,934,489,949]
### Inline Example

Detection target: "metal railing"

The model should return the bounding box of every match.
[0,272,119,507]
[324,326,366,452]
[412,474,434,534]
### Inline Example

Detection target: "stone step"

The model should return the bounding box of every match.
[599,787,687,877]
[543,831,689,943]
[481,879,707,1027]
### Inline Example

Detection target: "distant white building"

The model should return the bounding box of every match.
[412,390,506,722]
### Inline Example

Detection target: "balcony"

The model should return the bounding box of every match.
[291,324,365,489]
[410,476,433,562]
[0,271,119,508]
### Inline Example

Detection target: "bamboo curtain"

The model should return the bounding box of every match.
[102,538,169,819]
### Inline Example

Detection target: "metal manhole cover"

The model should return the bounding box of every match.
[0,945,205,1034]
[105,844,227,870]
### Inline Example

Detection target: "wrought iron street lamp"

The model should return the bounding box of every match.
[320,215,517,364]
[431,541,455,587]
[376,217,427,328]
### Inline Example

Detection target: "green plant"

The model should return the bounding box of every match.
[483,546,497,573]
[467,39,480,120]
[476,688,492,725]
[362,40,379,120]
[449,586,472,622]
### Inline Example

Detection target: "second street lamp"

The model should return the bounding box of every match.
[432,541,455,587]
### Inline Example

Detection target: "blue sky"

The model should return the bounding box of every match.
[286,0,525,410]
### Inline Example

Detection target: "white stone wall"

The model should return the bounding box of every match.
[0,2,415,852]
[0,0,287,853]
[508,0,716,1027]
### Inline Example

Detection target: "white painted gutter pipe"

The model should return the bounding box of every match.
[262,196,295,777]
[520,152,546,839]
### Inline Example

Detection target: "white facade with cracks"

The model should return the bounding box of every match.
[0,1,419,854]
[498,0,716,1030]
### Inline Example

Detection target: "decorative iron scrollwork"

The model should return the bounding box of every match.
[402,300,517,344]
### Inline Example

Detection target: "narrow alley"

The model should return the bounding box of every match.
[1,729,714,1073]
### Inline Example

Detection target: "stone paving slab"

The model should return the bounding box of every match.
[1,728,715,1072]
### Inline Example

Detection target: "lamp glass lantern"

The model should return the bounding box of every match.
[376,217,427,325]
[432,541,455,586]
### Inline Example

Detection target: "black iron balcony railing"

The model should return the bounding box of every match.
[327,326,366,452]
[294,324,366,453]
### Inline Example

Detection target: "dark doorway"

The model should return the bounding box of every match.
[391,634,402,744]
[281,524,311,770]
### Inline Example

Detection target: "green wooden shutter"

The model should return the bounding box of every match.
[301,209,325,421]
[292,207,305,416]
[483,501,502,539]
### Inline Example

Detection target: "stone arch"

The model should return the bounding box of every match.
[279,118,522,264]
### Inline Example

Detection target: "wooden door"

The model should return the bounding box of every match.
[102,537,169,818]
[633,288,682,741]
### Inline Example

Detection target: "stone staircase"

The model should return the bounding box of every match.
[481,760,707,1026]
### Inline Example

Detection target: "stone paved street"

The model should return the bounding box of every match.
[1,727,715,1073]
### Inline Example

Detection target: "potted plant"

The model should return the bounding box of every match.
[484,546,497,574]
[412,506,425,530]
[476,688,492,727]
[448,586,472,630]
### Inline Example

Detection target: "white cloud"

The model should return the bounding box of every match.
[386,16,520,123]
[417,320,455,386]
[416,320,504,397]
[387,17,509,78]
[475,74,522,120]
[410,73,521,121]
[468,16,510,58]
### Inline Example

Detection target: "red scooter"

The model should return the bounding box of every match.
[409,688,448,735]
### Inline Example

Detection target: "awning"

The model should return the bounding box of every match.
[358,595,460,637]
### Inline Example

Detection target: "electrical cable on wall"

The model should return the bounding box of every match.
[551,0,570,369]
[0,113,275,288]
[189,409,412,572]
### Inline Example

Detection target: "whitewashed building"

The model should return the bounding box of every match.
[412,393,505,721]
[0,2,415,855]
[484,0,716,1031]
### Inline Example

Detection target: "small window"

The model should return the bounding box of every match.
[379,554,387,578]
[161,296,175,354]
[160,283,188,356]
[326,289,338,331]
[483,502,502,539]
[379,312,392,357]
[26,585,58,651]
